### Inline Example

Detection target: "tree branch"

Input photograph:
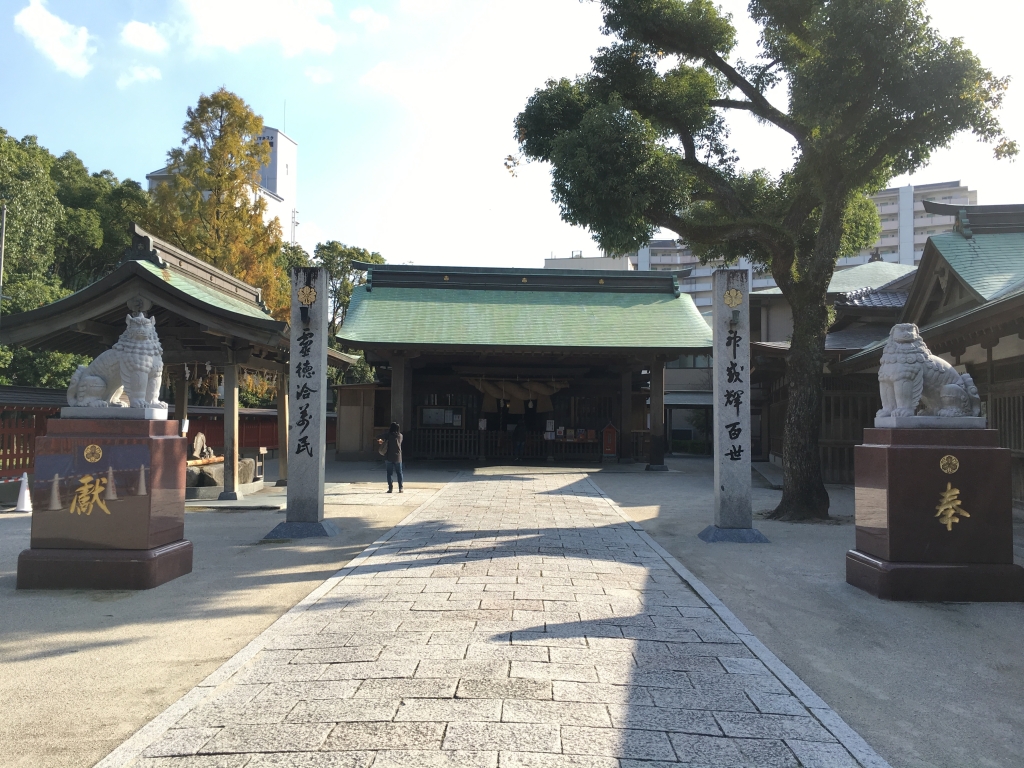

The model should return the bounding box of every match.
[704,52,808,143]
[656,212,790,255]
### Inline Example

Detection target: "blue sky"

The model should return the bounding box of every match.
[2,1,1022,268]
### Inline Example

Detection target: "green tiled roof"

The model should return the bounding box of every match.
[135,259,274,320]
[929,232,1024,300]
[755,261,917,296]
[339,286,712,349]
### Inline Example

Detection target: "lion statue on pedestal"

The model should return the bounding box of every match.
[876,323,981,419]
[67,313,168,409]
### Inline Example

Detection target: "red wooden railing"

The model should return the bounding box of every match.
[0,409,58,480]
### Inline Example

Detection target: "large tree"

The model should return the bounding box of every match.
[0,130,90,386]
[314,241,385,385]
[515,0,1015,519]
[146,88,288,316]
[50,151,151,290]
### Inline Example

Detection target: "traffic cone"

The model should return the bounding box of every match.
[137,464,147,496]
[48,473,62,511]
[105,466,117,500]
[15,472,32,513]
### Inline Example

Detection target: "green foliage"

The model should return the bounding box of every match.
[338,352,376,385]
[0,130,93,387]
[50,152,151,290]
[0,347,87,388]
[278,242,311,271]
[0,130,62,288]
[146,89,288,316]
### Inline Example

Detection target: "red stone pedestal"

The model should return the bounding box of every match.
[846,428,1024,601]
[17,419,192,590]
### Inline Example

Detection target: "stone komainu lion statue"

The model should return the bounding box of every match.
[876,323,981,419]
[67,313,168,409]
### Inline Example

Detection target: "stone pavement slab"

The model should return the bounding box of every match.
[97,472,890,768]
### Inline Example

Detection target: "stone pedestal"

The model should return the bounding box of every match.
[17,419,192,590]
[846,428,1024,601]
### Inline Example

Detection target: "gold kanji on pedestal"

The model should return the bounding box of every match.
[935,482,970,531]
[69,475,111,516]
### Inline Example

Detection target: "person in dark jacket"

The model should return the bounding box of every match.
[377,422,403,493]
[512,420,527,461]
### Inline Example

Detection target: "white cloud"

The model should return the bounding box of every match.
[304,65,333,84]
[117,65,162,89]
[121,21,169,54]
[350,7,390,33]
[181,0,338,56]
[13,0,94,77]
[398,0,452,15]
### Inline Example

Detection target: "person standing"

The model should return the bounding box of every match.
[512,420,527,462]
[377,422,403,493]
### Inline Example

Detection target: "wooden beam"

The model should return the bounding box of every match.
[219,363,242,500]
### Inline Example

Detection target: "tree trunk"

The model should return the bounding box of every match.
[769,197,847,521]
[769,297,831,520]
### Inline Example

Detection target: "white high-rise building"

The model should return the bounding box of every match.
[255,127,298,243]
[838,180,976,267]
[146,126,299,243]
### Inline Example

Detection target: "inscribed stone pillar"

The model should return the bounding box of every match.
[647,362,667,470]
[286,267,327,524]
[275,370,289,486]
[219,364,241,500]
[713,269,751,528]
[620,369,633,462]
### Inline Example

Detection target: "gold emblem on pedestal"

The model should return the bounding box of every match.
[297,286,317,306]
[939,455,959,474]
[935,482,969,531]
[723,288,743,308]
[83,444,102,463]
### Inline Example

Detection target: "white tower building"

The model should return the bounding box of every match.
[256,127,299,243]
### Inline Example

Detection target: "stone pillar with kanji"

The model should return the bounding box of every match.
[700,269,767,543]
[267,267,337,538]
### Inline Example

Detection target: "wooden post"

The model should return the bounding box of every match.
[620,369,633,463]
[403,358,414,438]
[390,355,407,431]
[647,361,667,470]
[276,370,289,486]
[172,365,188,432]
[220,363,242,500]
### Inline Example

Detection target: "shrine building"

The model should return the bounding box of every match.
[334,263,713,464]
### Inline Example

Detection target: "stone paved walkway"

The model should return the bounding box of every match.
[102,473,887,768]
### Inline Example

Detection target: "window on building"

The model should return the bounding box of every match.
[667,354,712,369]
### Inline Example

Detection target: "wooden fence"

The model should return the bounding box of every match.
[769,376,879,484]
[987,381,1024,503]
[0,409,57,480]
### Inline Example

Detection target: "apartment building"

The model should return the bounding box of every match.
[545,240,774,308]
[837,180,976,268]
[146,126,299,243]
